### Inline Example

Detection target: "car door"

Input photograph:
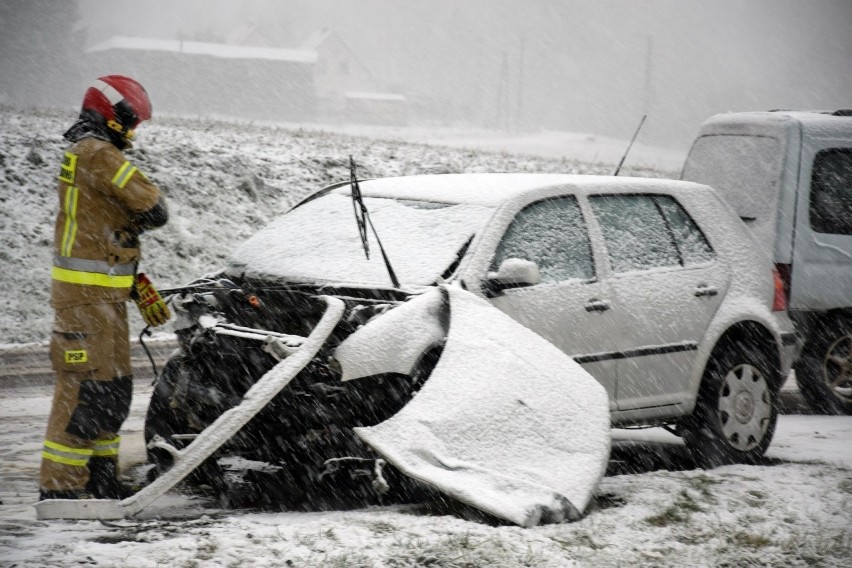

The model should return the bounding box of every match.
[588,194,729,412]
[485,195,619,403]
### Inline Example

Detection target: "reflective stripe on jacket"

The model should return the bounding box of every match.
[51,255,136,288]
[51,137,165,308]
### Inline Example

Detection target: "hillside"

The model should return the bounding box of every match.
[0,106,662,344]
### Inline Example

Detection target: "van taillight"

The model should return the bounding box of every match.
[772,263,791,311]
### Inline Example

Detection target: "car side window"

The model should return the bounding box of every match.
[655,196,714,265]
[491,196,594,283]
[589,195,680,272]
[810,148,852,235]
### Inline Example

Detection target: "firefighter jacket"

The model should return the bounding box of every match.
[51,136,168,309]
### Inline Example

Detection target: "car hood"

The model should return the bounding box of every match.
[349,285,611,526]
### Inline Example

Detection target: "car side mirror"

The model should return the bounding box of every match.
[483,258,541,297]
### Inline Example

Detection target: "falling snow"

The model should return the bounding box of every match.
[1,105,850,567]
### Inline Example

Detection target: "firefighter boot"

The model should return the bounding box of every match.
[86,457,137,499]
[38,489,93,500]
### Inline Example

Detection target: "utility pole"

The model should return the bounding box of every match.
[643,35,654,116]
[515,36,525,133]
[496,51,510,132]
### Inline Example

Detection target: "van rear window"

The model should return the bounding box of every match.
[810,148,852,235]
[681,135,781,221]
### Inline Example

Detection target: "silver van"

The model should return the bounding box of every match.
[681,110,852,414]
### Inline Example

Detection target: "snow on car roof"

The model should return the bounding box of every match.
[343,173,701,207]
[700,110,852,138]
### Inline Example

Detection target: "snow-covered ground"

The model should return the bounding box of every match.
[1,380,849,567]
[1,107,849,566]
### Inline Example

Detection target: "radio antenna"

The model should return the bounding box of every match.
[614,115,647,176]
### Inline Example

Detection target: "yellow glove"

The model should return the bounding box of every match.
[133,273,171,327]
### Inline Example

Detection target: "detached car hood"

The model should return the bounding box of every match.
[338,285,611,527]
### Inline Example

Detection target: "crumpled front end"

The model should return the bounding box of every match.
[146,278,419,504]
[147,280,610,526]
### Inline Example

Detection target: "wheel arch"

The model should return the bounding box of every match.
[705,321,784,390]
[791,308,852,346]
[792,310,852,414]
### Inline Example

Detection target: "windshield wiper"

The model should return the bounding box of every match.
[349,156,400,289]
[439,234,474,282]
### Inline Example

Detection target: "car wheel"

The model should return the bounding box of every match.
[144,356,224,488]
[144,357,184,468]
[795,318,852,415]
[683,344,778,468]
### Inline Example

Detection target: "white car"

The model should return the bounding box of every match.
[148,173,798,518]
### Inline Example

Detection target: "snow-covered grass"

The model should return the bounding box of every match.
[0,105,661,346]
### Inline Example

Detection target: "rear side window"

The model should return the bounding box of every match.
[656,196,715,265]
[492,196,594,283]
[591,195,679,271]
[810,148,852,235]
[590,194,713,273]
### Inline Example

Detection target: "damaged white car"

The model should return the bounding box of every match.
[135,170,797,527]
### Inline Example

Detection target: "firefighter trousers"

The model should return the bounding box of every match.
[40,302,133,493]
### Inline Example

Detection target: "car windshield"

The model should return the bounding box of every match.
[228,192,495,286]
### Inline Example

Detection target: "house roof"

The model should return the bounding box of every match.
[86,36,317,63]
[300,28,333,50]
[344,92,407,102]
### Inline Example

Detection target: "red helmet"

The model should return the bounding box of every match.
[81,75,152,141]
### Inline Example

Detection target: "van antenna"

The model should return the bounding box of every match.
[613,114,647,176]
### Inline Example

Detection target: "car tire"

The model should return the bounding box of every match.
[683,343,778,468]
[794,318,852,415]
[144,356,225,488]
[144,357,183,469]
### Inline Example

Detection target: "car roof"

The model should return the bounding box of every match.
[338,173,706,206]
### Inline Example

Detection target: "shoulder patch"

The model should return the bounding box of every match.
[58,152,77,184]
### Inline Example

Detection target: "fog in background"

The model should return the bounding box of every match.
[1,0,850,151]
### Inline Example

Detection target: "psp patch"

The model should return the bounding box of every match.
[64,349,88,364]
[59,151,78,184]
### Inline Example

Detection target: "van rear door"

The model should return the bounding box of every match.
[680,113,801,264]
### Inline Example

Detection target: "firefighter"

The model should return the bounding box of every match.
[39,75,171,500]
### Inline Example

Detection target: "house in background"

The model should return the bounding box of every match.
[83,36,317,122]
[82,29,406,127]
[301,28,407,126]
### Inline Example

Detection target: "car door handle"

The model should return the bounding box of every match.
[585,299,611,312]
[694,285,718,297]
